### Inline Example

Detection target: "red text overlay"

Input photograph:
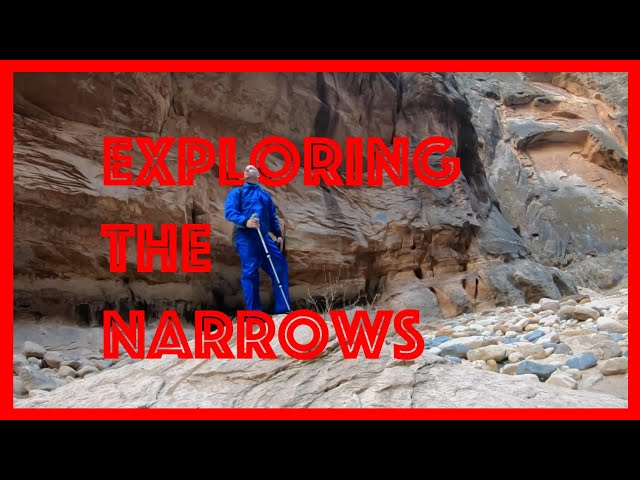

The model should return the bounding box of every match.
[104,136,460,187]
[103,309,425,360]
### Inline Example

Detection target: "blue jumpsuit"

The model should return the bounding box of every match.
[224,183,291,314]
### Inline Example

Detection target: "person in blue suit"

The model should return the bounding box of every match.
[224,164,291,314]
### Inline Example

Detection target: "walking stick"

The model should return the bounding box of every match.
[251,213,291,312]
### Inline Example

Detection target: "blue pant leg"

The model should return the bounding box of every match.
[260,236,291,314]
[235,232,264,311]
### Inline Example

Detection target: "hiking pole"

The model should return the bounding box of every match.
[251,213,291,312]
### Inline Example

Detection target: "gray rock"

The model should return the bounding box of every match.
[546,371,578,389]
[22,341,46,359]
[13,354,29,374]
[573,306,600,321]
[425,336,451,348]
[559,299,577,307]
[516,360,557,381]
[94,360,113,371]
[27,357,42,368]
[77,366,100,378]
[440,344,470,359]
[596,318,627,333]
[17,366,63,392]
[475,318,498,326]
[560,328,594,340]
[438,336,489,351]
[557,305,576,320]
[563,334,622,360]
[451,331,477,339]
[539,299,560,312]
[500,337,520,344]
[566,353,598,370]
[524,330,545,342]
[599,357,628,376]
[535,332,560,344]
[14,376,28,395]
[560,293,591,304]
[508,352,525,363]
[43,351,65,369]
[57,365,77,378]
[616,305,628,321]
[553,343,573,355]
[512,342,546,359]
[467,345,508,362]
[428,347,442,356]
[60,359,83,370]
[77,359,97,370]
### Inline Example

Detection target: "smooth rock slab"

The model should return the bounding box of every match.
[14,359,626,409]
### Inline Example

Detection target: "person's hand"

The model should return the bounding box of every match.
[275,237,284,250]
[247,218,260,229]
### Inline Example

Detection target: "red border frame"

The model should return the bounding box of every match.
[1,60,635,420]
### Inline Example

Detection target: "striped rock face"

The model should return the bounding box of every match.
[13,72,626,326]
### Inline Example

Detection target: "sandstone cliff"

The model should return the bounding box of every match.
[13,72,628,324]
